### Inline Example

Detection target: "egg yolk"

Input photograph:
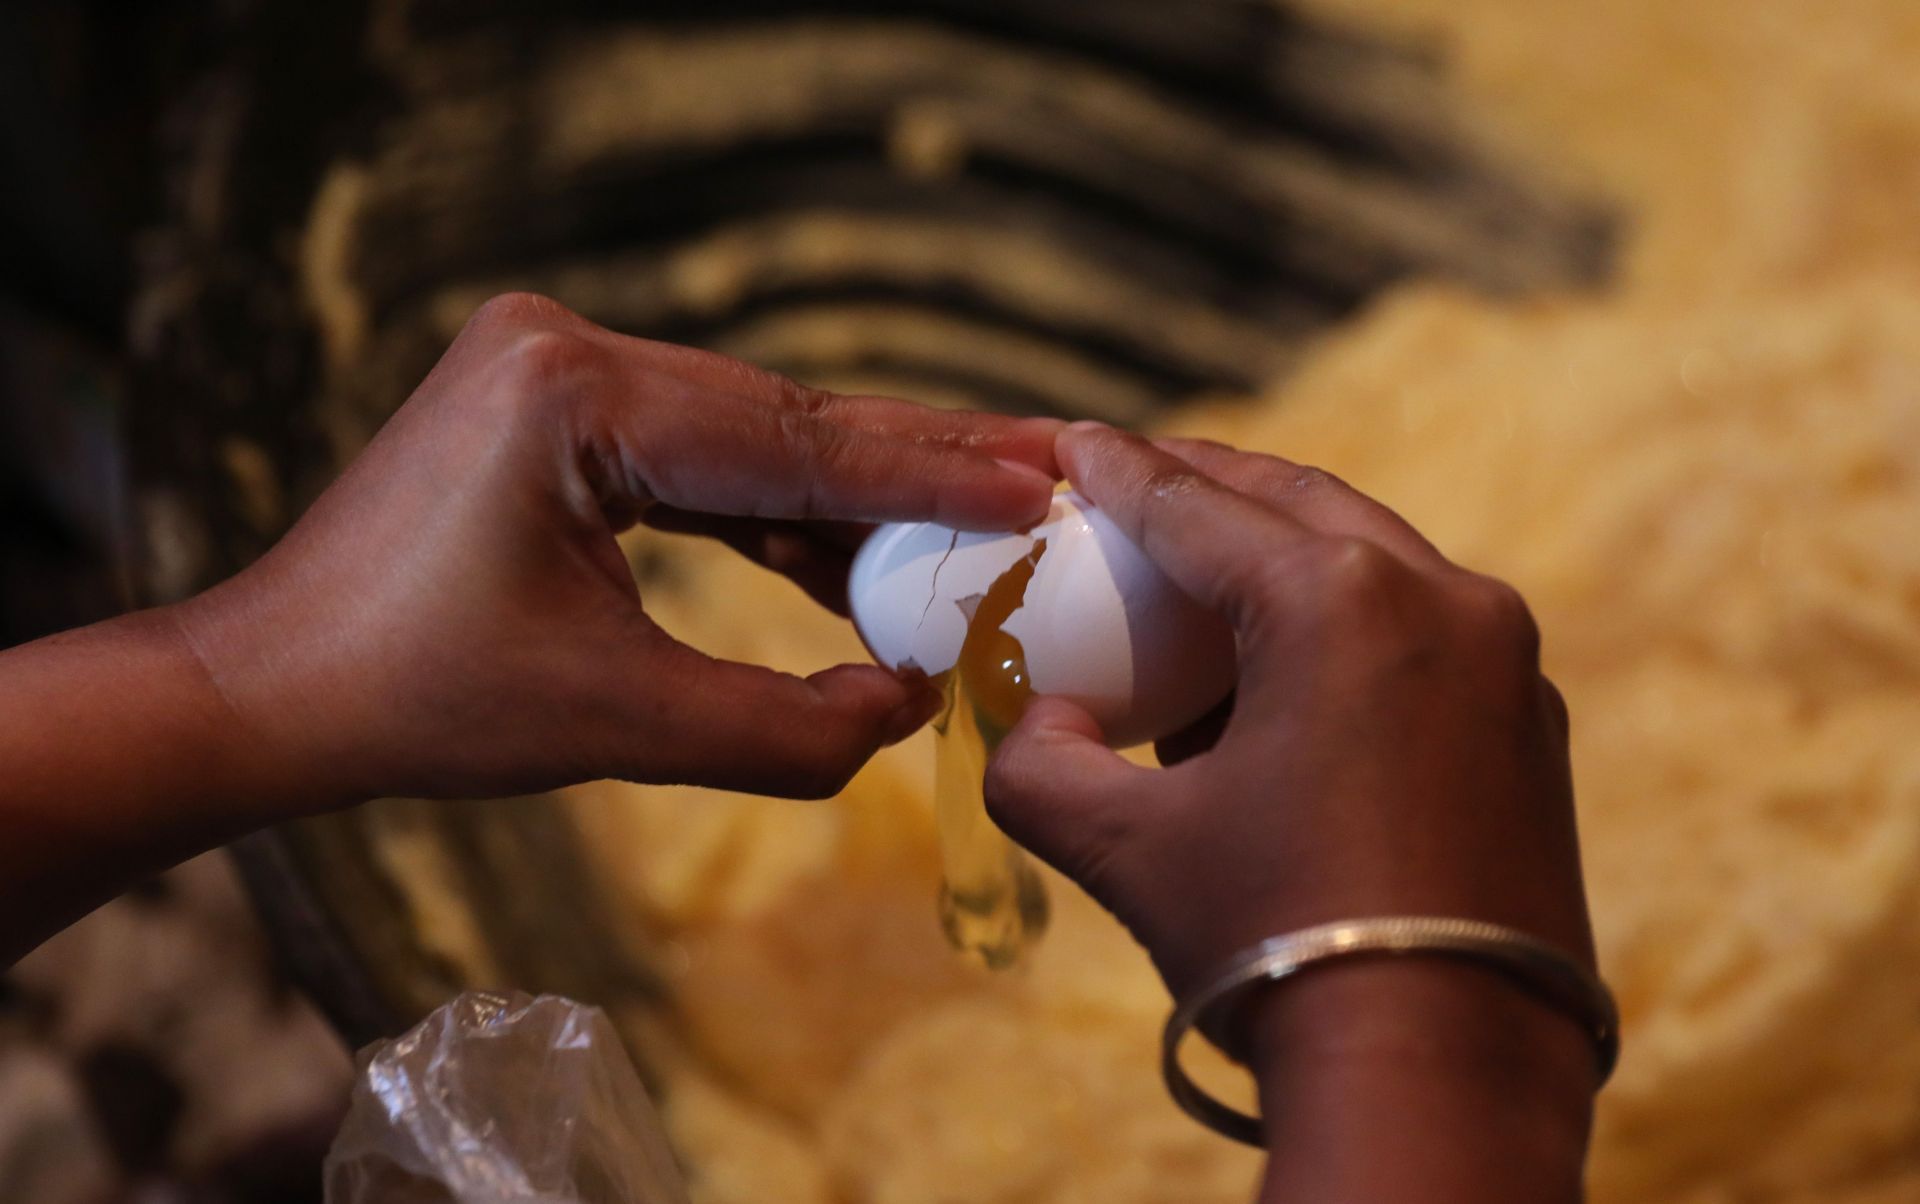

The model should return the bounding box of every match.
[953,538,1046,737]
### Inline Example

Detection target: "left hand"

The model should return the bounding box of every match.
[171,292,1062,809]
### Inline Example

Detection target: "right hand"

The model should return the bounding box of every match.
[985,423,1598,1184]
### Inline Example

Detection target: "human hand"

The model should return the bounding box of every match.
[984,423,1594,1196]
[172,293,1061,810]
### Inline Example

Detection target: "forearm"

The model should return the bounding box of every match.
[0,606,312,964]
[1247,962,1594,1204]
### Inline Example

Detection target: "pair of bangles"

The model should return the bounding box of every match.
[1161,916,1620,1147]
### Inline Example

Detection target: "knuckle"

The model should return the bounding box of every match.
[457,293,604,409]
[496,326,601,398]
[1136,463,1215,548]
[1275,462,1347,498]
[1212,539,1337,638]
[1304,536,1403,601]
[705,353,831,416]
[775,374,837,419]
[1140,464,1208,505]
[1459,573,1543,658]
[468,290,572,331]
[1278,538,1436,649]
[775,406,849,479]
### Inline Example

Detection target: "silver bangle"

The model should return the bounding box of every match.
[1160,917,1620,1147]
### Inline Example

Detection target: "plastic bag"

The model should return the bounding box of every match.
[324,991,690,1204]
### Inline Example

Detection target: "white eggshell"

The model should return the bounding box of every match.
[848,491,1236,748]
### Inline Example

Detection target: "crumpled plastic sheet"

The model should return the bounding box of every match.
[324,991,690,1204]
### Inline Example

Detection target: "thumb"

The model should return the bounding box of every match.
[622,636,940,799]
[985,696,1153,886]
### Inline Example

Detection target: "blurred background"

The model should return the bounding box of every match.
[3,0,1918,1201]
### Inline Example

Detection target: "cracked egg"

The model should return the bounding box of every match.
[849,491,1237,750]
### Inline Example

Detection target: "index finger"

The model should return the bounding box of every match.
[639,400,1059,530]
[600,353,1060,532]
[1056,422,1316,631]
[1152,436,1450,569]
[821,392,1061,476]
[614,333,1059,470]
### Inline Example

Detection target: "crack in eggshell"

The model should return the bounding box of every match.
[913,529,963,641]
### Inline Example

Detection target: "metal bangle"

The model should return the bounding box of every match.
[1160,916,1620,1148]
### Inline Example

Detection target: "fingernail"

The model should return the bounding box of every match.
[993,458,1059,488]
[1015,416,1069,434]
[1066,420,1147,449]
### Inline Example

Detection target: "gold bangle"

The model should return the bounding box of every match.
[1160,916,1620,1147]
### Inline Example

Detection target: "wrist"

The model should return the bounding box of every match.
[1244,959,1593,1202]
[164,586,364,819]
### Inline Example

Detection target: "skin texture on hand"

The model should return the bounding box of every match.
[0,292,1060,964]
[984,423,1597,1202]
